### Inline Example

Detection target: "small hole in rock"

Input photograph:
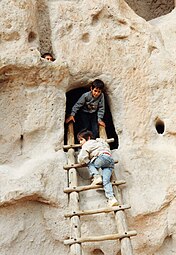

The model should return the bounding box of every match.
[155,118,165,134]
[82,33,90,43]
[28,31,37,43]
[92,249,104,255]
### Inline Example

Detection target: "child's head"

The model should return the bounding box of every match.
[42,53,54,61]
[91,79,104,98]
[77,129,93,145]
[92,79,104,90]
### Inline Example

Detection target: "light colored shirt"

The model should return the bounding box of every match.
[78,138,111,164]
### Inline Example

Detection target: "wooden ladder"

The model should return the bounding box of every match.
[63,122,136,255]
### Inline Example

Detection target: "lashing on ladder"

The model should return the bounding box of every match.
[63,122,137,255]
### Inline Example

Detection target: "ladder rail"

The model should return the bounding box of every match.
[65,124,136,254]
[99,125,135,255]
[67,122,82,255]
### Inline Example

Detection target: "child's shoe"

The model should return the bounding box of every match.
[91,175,103,185]
[108,196,119,207]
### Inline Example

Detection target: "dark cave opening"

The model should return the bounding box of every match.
[64,87,119,150]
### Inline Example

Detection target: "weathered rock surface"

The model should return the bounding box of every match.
[125,0,174,21]
[0,0,176,254]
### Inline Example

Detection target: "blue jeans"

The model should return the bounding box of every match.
[88,154,115,199]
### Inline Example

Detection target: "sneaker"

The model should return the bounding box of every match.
[91,175,103,185]
[108,196,119,207]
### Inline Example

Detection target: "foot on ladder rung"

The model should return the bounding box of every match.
[64,180,126,193]
[64,230,137,245]
[64,204,131,218]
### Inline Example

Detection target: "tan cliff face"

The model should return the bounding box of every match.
[0,0,176,254]
[125,0,174,21]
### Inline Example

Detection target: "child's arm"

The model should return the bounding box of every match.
[65,93,86,124]
[97,94,105,127]
[78,149,90,164]
[71,93,86,117]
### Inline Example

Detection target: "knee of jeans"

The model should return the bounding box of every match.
[103,178,110,186]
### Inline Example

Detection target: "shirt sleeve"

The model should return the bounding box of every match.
[97,93,105,121]
[78,149,90,164]
[71,93,86,116]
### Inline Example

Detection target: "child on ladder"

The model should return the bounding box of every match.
[77,129,118,207]
[65,79,105,138]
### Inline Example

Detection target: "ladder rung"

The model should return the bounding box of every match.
[63,138,115,150]
[64,160,118,170]
[64,162,86,170]
[64,180,126,193]
[64,204,131,217]
[64,230,137,245]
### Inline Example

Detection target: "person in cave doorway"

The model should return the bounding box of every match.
[41,53,55,62]
[65,79,106,138]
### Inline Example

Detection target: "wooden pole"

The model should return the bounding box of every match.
[64,159,118,170]
[65,204,131,218]
[64,180,126,193]
[64,231,137,245]
[67,122,82,255]
[63,138,114,150]
[99,126,135,255]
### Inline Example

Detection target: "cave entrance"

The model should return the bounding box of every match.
[125,0,174,21]
[65,87,118,150]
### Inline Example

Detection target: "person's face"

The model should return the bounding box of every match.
[78,136,87,146]
[45,55,53,61]
[91,87,102,98]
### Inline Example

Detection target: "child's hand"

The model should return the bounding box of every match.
[98,120,106,127]
[65,115,75,123]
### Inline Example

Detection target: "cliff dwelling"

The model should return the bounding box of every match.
[1,0,176,255]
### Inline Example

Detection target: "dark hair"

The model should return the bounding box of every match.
[91,79,104,90]
[77,129,94,141]
[41,53,55,60]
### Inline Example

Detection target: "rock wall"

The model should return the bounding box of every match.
[125,0,174,21]
[1,0,176,254]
